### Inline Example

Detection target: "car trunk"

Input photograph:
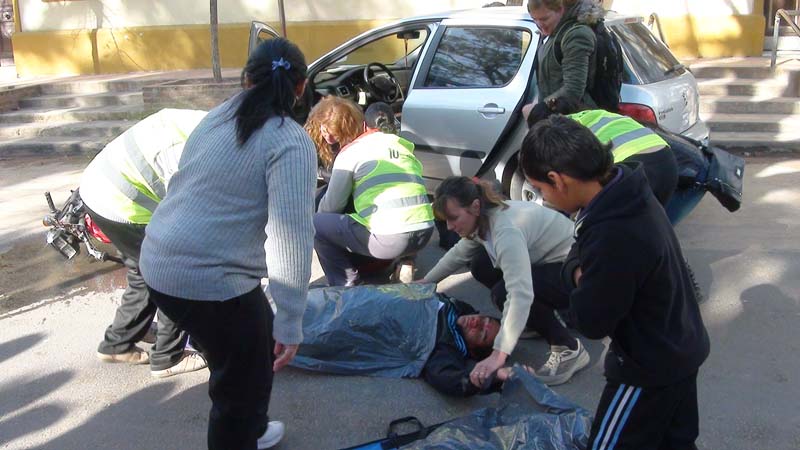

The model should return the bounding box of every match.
[612,21,700,134]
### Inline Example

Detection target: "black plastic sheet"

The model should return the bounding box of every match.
[400,366,592,450]
[290,283,441,378]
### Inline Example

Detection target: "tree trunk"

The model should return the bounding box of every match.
[210,0,222,83]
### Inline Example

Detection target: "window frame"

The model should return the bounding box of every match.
[414,24,533,90]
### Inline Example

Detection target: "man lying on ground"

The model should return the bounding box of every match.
[287,283,508,397]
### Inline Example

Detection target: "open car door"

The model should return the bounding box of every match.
[248,21,281,55]
[400,18,536,190]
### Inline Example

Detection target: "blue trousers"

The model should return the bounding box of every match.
[313,213,433,286]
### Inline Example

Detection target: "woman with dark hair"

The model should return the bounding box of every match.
[139,38,317,450]
[527,97,679,206]
[421,176,590,388]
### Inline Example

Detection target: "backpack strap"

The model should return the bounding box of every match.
[552,18,581,64]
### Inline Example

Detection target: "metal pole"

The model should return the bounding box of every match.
[278,0,287,37]
[772,11,781,69]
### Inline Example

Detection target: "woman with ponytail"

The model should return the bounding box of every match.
[421,176,590,389]
[139,38,317,450]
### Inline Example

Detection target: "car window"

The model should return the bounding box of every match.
[611,22,684,85]
[327,28,430,70]
[424,27,532,88]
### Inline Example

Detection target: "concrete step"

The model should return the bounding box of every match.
[690,64,799,80]
[700,96,800,114]
[697,78,800,97]
[0,136,107,157]
[18,91,144,109]
[702,113,800,133]
[0,120,136,139]
[37,77,160,96]
[0,105,154,125]
[711,131,800,152]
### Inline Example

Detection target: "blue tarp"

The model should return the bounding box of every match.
[400,366,592,450]
[290,284,441,378]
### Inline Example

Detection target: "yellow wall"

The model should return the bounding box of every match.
[604,0,766,57]
[11,20,389,76]
[659,14,766,58]
[11,0,771,75]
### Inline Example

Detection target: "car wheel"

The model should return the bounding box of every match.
[509,165,543,204]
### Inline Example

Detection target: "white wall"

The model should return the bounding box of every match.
[19,0,494,32]
[607,0,756,18]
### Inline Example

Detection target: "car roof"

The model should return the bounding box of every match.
[394,5,639,26]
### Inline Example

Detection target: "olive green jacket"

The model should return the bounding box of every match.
[535,1,600,107]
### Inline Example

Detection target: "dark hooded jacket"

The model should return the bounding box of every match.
[562,163,710,387]
[535,0,602,106]
[423,298,502,397]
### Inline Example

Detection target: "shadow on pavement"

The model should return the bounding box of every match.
[0,371,73,446]
[0,333,45,365]
[38,382,209,450]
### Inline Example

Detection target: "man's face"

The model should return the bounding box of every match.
[529,6,564,37]
[457,314,500,353]
[442,198,480,238]
[527,175,580,214]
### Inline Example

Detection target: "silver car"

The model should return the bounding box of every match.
[252,6,709,200]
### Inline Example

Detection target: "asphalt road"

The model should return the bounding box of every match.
[0,156,798,449]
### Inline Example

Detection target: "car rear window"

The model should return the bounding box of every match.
[424,27,532,88]
[611,22,684,85]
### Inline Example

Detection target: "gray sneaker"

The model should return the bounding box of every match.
[534,339,590,386]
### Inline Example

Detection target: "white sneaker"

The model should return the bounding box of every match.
[257,421,285,449]
[534,339,590,386]
[150,351,207,378]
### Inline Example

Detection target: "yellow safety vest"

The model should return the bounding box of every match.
[79,109,207,224]
[568,110,668,162]
[347,132,434,234]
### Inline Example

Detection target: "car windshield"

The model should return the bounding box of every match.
[612,22,684,85]
[325,28,430,72]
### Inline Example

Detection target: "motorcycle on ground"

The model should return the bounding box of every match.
[42,189,122,264]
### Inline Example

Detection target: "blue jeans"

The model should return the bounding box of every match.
[314,213,433,286]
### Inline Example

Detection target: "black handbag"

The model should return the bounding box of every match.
[701,144,745,212]
[652,125,745,213]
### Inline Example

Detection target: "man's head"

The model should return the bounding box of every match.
[456,314,500,358]
[519,114,614,213]
[365,102,400,134]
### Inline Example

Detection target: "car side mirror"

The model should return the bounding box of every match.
[396,31,420,40]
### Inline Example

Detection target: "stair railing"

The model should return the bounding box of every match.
[771,9,800,69]
[647,12,667,45]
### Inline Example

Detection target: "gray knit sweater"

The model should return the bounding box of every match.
[140,94,317,345]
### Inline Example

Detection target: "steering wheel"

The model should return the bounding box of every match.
[363,62,401,103]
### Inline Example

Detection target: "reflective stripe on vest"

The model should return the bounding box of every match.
[348,133,433,233]
[569,110,668,162]
[93,152,161,218]
[79,109,207,224]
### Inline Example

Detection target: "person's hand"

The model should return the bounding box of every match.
[573,267,583,286]
[495,366,512,382]
[522,103,534,121]
[273,342,299,372]
[469,350,507,388]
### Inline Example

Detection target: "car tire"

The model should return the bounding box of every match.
[509,163,542,204]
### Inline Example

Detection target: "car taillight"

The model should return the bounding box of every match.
[618,103,657,125]
[84,213,112,244]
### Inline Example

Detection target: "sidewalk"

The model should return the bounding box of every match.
[0,65,243,91]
